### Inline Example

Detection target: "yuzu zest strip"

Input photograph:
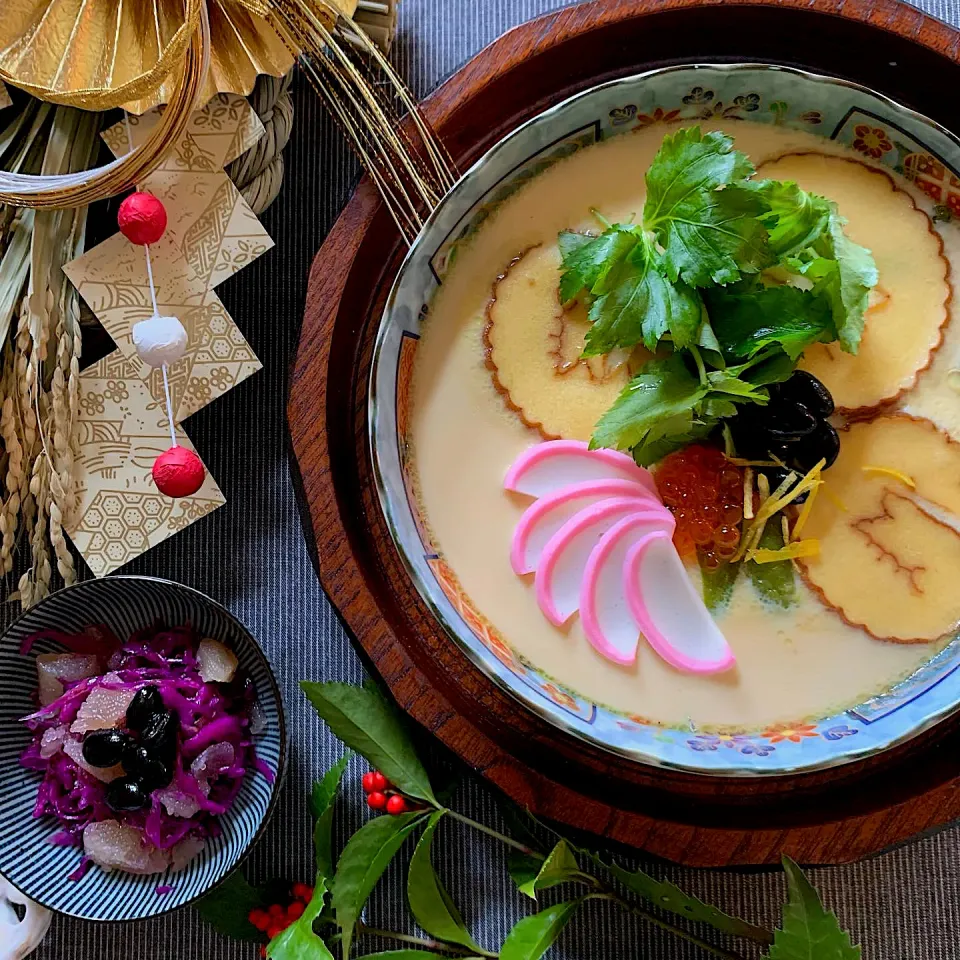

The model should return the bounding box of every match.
[861,465,917,489]
[791,480,822,542]
[752,540,821,563]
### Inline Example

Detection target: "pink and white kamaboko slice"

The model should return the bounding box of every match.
[511,478,661,575]
[624,531,736,675]
[504,440,657,498]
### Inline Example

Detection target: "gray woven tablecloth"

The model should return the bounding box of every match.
[31,1,960,957]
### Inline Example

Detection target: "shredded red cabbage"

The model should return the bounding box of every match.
[20,624,267,875]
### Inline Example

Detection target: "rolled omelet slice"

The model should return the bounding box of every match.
[758,154,951,415]
[798,415,960,642]
[483,244,632,442]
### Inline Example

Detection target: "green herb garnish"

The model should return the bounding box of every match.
[558,125,877,463]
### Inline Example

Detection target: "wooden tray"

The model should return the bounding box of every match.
[289,0,960,866]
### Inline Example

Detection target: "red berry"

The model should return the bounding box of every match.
[286,900,305,920]
[386,794,407,815]
[292,882,312,901]
[248,908,270,931]
[260,948,267,959]
[268,903,285,921]
[366,791,387,810]
[361,771,377,793]
[117,191,167,245]
[267,924,285,939]
[370,771,388,792]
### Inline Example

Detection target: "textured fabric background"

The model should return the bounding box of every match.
[30,1,960,957]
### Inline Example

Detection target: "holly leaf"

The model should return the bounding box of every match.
[499,899,584,960]
[764,857,861,959]
[407,811,485,952]
[558,227,638,303]
[644,126,768,286]
[301,681,437,805]
[331,811,428,960]
[592,354,708,452]
[583,235,704,354]
[194,869,269,943]
[507,851,544,892]
[311,753,351,879]
[513,840,582,900]
[750,179,831,258]
[353,954,461,960]
[267,876,335,960]
[598,857,773,943]
[706,284,835,361]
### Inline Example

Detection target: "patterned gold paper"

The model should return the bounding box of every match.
[67,352,225,577]
[63,94,272,576]
[0,83,10,111]
[0,0,355,113]
[66,95,270,422]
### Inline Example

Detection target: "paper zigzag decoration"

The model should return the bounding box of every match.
[63,94,272,575]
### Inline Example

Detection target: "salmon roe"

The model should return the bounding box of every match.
[655,445,743,569]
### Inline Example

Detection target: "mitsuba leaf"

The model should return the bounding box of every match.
[583,235,703,354]
[749,179,831,258]
[748,518,796,608]
[499,899,584,960]
[194,869,269,943]
[514,840,582,900]
[300,681,437,805]
[764,857,861,960]
[644,127,768,286]
[407,811,485,952]
[630,416,716,467]
[267,877,335,960]
[331,811,428,959]
[706,284,835,361]
[311,753,351,879]
[591,354,708,452]
[558,227,638,303]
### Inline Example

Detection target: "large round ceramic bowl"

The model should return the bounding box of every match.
[0,576,286,921]
[370,63,960,777]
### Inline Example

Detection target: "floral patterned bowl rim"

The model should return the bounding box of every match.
[369,62,960,777]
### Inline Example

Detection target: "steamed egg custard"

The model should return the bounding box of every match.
[408,120,960,730]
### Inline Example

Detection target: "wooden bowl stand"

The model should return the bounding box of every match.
[289,0,960,865]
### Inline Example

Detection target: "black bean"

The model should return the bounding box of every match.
[105,777,150,812]
[121,742,174,791]
[82,730,133,768]
[764,401,818,442]
[792,420,841,472]
[776,371,835,419]
[141,710,180,765]
[126,686,165,732]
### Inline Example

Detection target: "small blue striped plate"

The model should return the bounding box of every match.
[0,576,286,921]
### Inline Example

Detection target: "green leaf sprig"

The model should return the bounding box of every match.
[197,679,863,960]
[557,125,877,463]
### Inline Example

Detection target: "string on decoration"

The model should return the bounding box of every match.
[119,115,206,499]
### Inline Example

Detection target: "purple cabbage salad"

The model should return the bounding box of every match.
[19,625,270,878]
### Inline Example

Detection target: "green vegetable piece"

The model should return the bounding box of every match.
[513,840,582,900]
[194,869,270,943]
[764,857,861,959]
[301,681,438,806]
[700,555,740,613]
[267,877,335,960]
[644,126,768,286]
[599,857,773,943]
[311,753,351,879]
[706,284,835,361]
[331,811,428,959]
[750,179,831,259]
[407,811,486,953]
[748,517,796,608]
[592,354,708,452]
[499,899,584,960]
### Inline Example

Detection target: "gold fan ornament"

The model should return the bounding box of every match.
[0,0,363,113]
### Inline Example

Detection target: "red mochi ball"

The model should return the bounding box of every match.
[117,191,168,245]
[152,446,205,498]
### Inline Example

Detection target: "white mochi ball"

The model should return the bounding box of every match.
[132,315,188,367]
